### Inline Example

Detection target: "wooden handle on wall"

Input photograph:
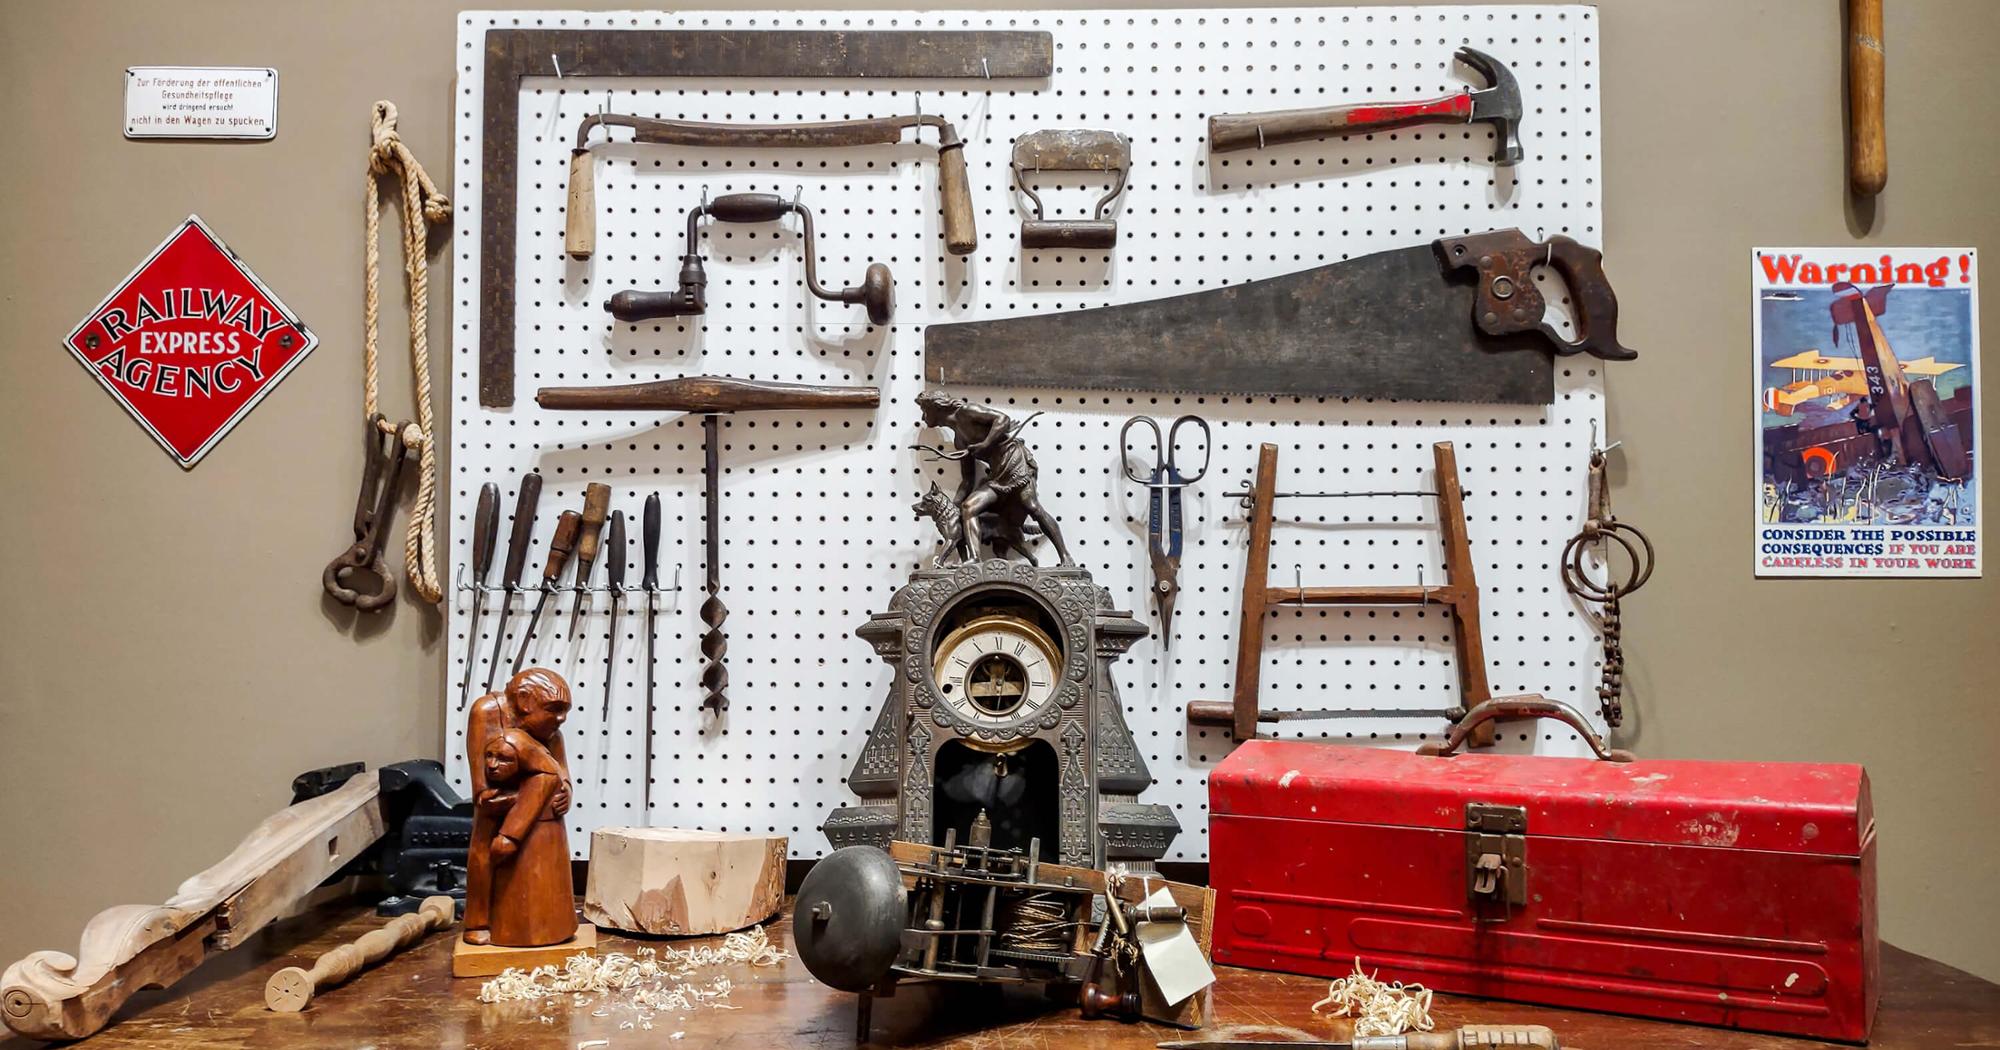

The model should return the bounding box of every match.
[937,144,977,255]
[565,149,595,259]
[264,896,455,1011]
[1848,0,1886,196]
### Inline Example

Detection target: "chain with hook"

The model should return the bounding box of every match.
[1560,429,1653,727]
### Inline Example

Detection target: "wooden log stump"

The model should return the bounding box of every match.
[582,828,785,936]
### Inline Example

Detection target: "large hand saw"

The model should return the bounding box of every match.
[925,229,1635,404]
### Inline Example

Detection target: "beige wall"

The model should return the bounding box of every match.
[2,0,1994,989]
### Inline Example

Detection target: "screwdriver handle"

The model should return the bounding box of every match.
[641,492,662,590]
[1354,1025,1559,1050]
[471,483,500,579]
[501,473,543,588]
[605,511,627,589]
[575,483,613,568]
[542,511,582,583]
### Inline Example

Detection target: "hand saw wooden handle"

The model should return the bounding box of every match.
[1435,230,1636,362]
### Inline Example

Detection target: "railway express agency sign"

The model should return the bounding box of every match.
[65,216,316,467]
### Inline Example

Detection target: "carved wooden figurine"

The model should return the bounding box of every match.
[464,667,575,948]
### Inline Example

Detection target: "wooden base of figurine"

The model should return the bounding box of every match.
[451,924,597,978]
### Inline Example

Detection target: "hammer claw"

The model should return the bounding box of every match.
[1208,46,1523,166]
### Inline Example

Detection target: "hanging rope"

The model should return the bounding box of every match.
[364,100,451,604]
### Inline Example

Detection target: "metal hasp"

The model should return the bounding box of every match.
[1465,802,1529,919]
[477,27,1054,406]
[567,112,978,259]
[1011,129,1129,249]
[1185,443,1515,747]
[1208,46,1524,166]
[924,229,1635,404]
[536,376,882,716]
[604,192,892,326]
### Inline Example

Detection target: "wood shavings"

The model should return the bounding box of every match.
[476,925,789,1027]
[1309,958,1435,1037]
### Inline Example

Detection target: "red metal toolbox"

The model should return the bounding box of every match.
[1208,712,1877,1042]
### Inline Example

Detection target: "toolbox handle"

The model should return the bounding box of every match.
[1419,696,1634,762]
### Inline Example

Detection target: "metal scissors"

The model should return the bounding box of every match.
[323,414,410,611]
[1120,415,1210,648]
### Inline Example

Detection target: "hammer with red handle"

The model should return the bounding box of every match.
[1208,46,1522,166]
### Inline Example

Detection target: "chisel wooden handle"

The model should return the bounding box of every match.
[575,484,613,574]
[542,511,582,583]
[1848,0,1885,196]
[565,148,595,259]
[264,896,454,1012]
[503,474,544,590]
[471,483,500,582]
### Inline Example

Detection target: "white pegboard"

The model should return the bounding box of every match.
[448,7,1614,863]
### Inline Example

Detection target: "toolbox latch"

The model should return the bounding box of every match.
[1465,802,1528,919]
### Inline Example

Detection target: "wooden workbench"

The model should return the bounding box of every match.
[5,900,1993,1049]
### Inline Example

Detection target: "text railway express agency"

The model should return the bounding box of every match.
[87,287,297,399]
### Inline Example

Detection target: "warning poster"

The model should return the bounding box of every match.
[1753,247,1980,577]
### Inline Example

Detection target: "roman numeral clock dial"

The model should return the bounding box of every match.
[930,614,1062,726]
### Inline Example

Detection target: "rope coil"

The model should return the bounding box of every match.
[364,100,450,605]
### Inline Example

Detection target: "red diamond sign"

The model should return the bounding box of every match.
[64,215,317,468]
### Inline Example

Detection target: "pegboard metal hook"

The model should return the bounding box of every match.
[551,53,563,79]
[982,56,991,79]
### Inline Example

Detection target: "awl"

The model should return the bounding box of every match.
[457,482,499,710]
[640,492,662,811]
[484,473,542,693]
[512,509,581,675]
[567,483,614,656]
[600,508,626,723]
[1160,1024,1560,1050]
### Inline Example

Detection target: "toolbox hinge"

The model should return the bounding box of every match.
[1465,802,1528,919]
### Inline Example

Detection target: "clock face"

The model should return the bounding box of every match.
[930,614,1063,727]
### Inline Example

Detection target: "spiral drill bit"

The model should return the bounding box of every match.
[700,413,728,714]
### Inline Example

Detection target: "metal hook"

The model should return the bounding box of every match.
[551,54,563,78]
[1294,565,1303,593]
[982,56,991,79]
[1257,124,1266,151]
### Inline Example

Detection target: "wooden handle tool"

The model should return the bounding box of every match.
[567,483,614,626]
[264,896,455,1012]
[565,148,595,259]
[1848,0,1886,196]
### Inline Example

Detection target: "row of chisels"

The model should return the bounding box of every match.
[458,475,678,808]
